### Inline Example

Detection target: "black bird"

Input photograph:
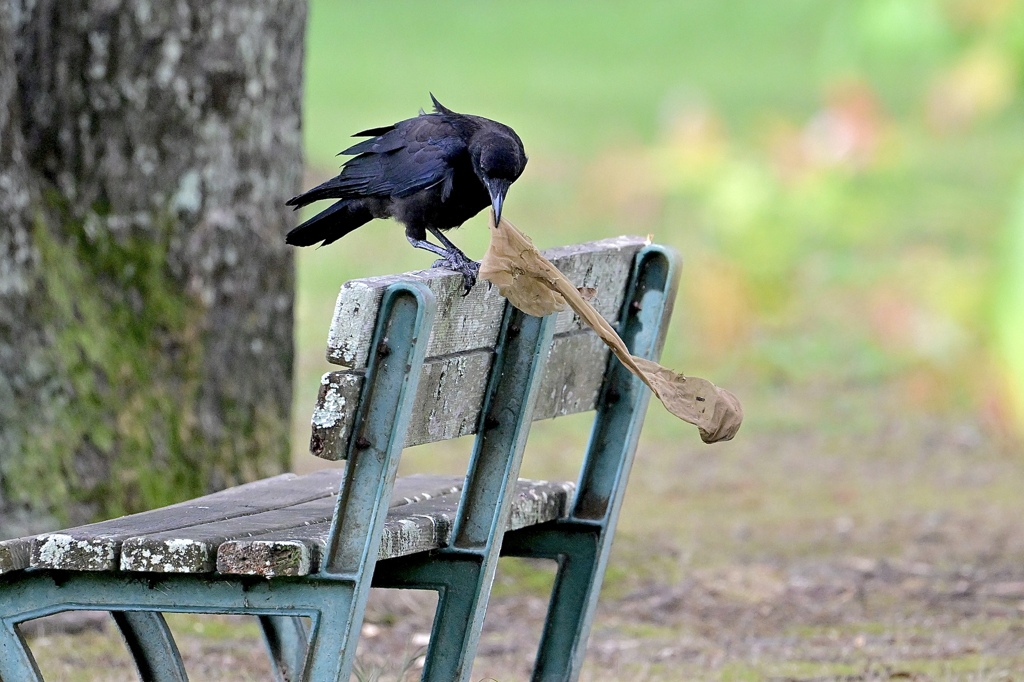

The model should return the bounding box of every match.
[285,95,527,290]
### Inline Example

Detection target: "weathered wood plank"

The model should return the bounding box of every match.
[309,372,361,458]
[545,239,641,336]
[507,481,575,531]
[217,479,575,578]
[412,350,495,444]
[388,475,467,506]
[534,330,611,420]
[0,538,32,575]
[30,470,347,571]
[217,493,461,578]
[121,497,337,574]
[325,236,646,368]
[120,475,463,573]
[310,329,613,460]
[326,269,505,369]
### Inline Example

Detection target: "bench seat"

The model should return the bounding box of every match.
[0,472,573,579]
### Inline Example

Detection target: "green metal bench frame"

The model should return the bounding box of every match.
[0,239,678,682]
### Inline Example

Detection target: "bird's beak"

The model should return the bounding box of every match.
[487,180,510,225]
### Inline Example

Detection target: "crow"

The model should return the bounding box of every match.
[285,95,527,291]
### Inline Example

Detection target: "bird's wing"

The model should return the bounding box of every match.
[331,117,467,199]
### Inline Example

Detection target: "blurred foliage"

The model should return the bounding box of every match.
[295,0,1024,455]
[994,176,1024,434]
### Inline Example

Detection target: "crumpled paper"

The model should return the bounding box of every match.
[480,215,743,443]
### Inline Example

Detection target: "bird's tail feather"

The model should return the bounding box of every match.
[285,200,373,247]
[286,176,350,209]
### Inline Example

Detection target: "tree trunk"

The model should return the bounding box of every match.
[0,0,305,538]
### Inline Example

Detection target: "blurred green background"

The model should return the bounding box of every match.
[288,0,1024,677]
[295,0,1024,459]
[288,0,1024,557]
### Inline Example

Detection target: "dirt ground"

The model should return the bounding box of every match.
[23,554,1024,681]
[21,382,1024,681]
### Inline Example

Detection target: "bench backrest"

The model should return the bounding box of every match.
[309,235,677,460]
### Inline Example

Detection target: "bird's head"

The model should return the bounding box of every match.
[472,131,527,225]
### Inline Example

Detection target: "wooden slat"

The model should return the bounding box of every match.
[309,372,361,459]
[506,481,575,531]
[325,236,647,368]
[0,538,32,575]
[120,475,463,573]
[534,330,611,420]
[412,349,495,444]
[30,470,347,571]
[217,491,462,578]
[217,479,574,578]
[326,268,505,369]
[310,329,612,460]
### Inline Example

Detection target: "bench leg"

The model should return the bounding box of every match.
[0,610,189,682]
[258,615,308,682]
[0,618,43,682]
[372,553,486,682]
[419,558,483,681]
[299,587,363,682]
[501,523,602,682]
[111,611,189,682]
[0,571,364,682]
[262,598,378,679]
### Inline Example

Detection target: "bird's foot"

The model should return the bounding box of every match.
[432,254,480,294]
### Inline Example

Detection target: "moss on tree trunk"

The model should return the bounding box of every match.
[0,1,306,536]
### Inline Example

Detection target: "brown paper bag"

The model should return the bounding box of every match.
[480,215,742,443]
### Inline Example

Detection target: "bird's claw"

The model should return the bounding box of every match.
[432,255,480,295]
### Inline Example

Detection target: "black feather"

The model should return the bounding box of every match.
[285,200,373,247]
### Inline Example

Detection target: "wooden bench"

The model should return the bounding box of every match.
[0,235,679,682]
